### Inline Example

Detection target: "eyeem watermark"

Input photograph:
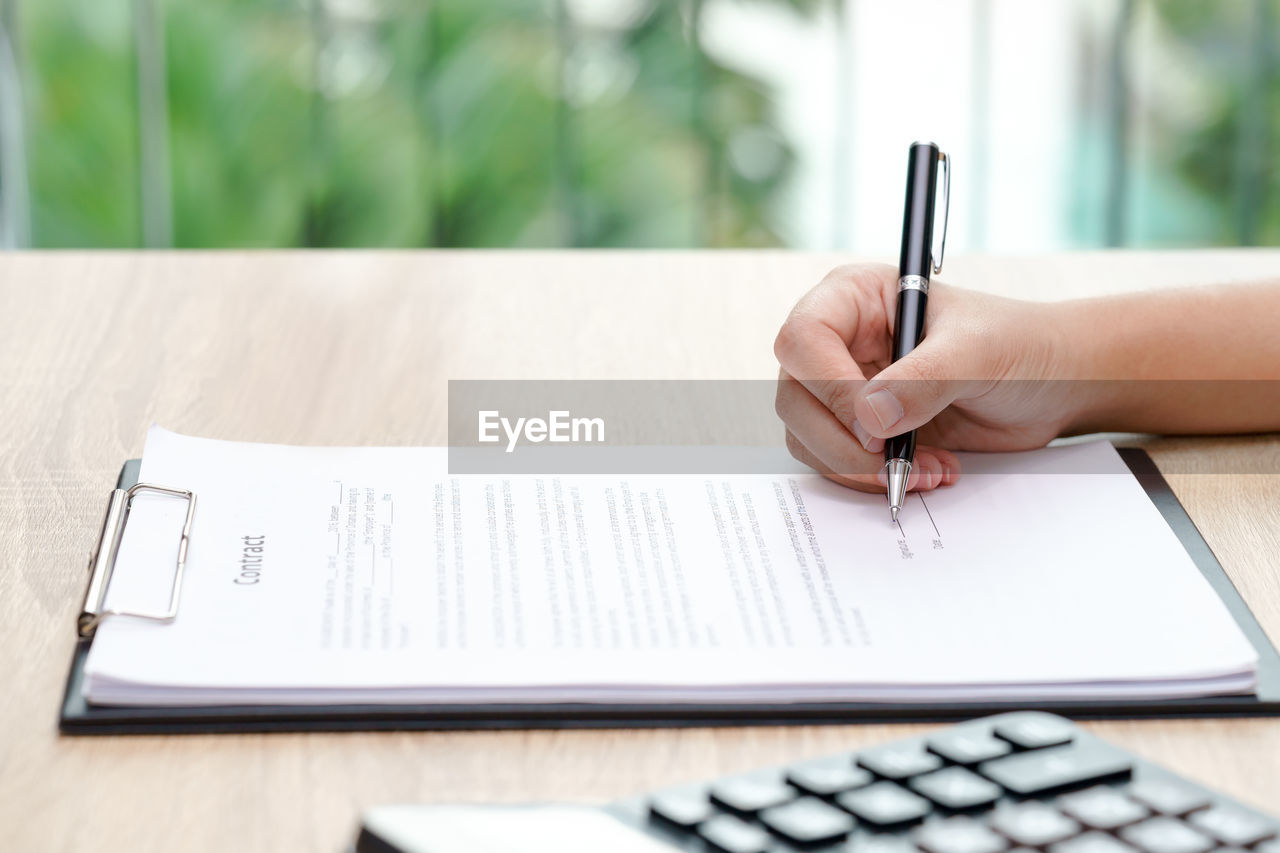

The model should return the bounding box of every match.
[478,410,606,453]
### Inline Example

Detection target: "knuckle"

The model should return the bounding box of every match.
[823,378,860,425]
[784,430,807,461]
[774,381,792,422]
[772,320,802,365]
[822,263,861,284]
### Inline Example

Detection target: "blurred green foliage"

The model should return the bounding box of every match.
[17,0,808,248]
[13,1,1277,250]
[1152,0,1280,246]
[22,3,143,246]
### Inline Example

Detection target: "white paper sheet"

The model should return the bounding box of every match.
[82,427,1257,705]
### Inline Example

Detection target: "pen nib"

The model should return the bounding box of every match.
[890,506,899,524]
[885,458,911,525]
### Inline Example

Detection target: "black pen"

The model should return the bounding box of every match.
[886,141,949,522]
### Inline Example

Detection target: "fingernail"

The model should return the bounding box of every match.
[851,419,885,453]
[865,389,904,431]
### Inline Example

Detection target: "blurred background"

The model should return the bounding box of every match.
[0,0,1276,252]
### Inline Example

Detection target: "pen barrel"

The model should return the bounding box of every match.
[898,142,940,279]
[886,282,926,465]
[885,430,916,465]
[891,287,927,362]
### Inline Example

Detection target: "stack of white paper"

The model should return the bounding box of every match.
[82,427,1257,706]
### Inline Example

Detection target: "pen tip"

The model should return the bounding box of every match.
[890,506,899,523]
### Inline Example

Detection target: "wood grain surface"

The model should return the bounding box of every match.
[1,250,1278,851]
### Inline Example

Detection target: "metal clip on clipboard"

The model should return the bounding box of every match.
[78,483,197,639]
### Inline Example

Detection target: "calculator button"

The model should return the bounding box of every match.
[858,745,944,780]
[1051,830,1141,853]
[649,788,714,828]
[980,742,1133,795]
[909,766,1002,810]
[928,730,1013,765]
[710,776,796,814]
[697,814,773,853]
[759,796,855,845]
[836,781,932,827]
[1186,805,1278,847]
[786,759,874,796]
[1119,817,1215,853]
[990,803,1082,847]
[1126,780,1212,816]
[994,714,1076,750]
[916,816,1009,853]
[1058,786,1150,829]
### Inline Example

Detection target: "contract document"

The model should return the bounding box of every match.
[82,427,1258,706]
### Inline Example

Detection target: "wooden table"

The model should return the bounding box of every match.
[2,250,1278,851]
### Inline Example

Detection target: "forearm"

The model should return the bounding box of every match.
[1053,281,1280,435]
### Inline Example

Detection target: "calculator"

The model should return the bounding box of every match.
[356,712,1278,853]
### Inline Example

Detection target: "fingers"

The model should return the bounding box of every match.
[776,372,882,477]
[780,369,963,492]
[774,264,988,486]
[899,446,962,490]
[787,428,960,494]
[785,427,910,494]
[773,264,899,433]
[852,333,992,439]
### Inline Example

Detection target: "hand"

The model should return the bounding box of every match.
[774,263,1080,494]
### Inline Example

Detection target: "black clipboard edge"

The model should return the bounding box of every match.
[59,449,1280,735]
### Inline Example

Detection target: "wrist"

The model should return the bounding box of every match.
[1042,299,1125,434]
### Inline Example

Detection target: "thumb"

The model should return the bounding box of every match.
[854,335,989,438]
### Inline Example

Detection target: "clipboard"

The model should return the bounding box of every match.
[60,449,1280,735]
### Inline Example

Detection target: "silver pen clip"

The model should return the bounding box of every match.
[932,150,950,275]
